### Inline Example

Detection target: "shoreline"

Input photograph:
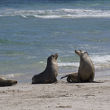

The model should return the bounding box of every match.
[2,67,110,83]
[0,75,110,110]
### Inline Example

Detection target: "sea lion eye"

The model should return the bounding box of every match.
[79,50,82,52]
[50,55,54,59]
[84,51,88,54]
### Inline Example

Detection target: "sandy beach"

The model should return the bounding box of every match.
[0,76,110,110]
[1,0,110,110]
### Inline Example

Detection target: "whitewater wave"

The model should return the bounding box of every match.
[1,73,25,79]
[0,8,110,19]
[58,55,110,70]
[92,55,110,69]
[58,62,79,67]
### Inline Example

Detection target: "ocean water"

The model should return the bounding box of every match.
[0,0,110,82]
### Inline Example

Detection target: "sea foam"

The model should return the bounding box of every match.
[1,8,110,19]
[58,55,110,70]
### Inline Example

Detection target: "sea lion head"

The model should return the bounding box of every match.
[47,53,58,64]
[75,50,88,57]
[47,53,58,77]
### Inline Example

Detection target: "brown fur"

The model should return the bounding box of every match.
[61,50,95,83]
[75,50,95,82]
[61,72,78,83]
[32,53,58,84]
[0,77,17,87]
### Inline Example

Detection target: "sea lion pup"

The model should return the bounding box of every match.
[0,77,17,87]
[32,53,58,84]
[75,50,95,82]
[61,50,95,83]
[61,72,78,83]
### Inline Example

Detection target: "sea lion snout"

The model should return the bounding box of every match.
[13,80,17,84]
[0,78,17,87]
[75,50,87,56]
[54,53,58,59]
[7,80,18,85]
[75,50,81,56]
[48,53,58,61]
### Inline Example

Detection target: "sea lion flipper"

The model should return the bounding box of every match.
[60,75,69,79]
[61,72,78,83]
[90,81,103,83]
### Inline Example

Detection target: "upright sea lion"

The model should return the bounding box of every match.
[75,50,95,82]
[0,77,17,87]
[32,53,58,84]
[61,50,95,83]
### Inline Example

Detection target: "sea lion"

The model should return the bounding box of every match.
[0,77,17,87]
[32,53,58,84]
[61,50,95,83]
[75,50,95,82]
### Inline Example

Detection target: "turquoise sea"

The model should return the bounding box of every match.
[0,0,110,82]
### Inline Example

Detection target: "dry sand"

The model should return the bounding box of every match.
[0,76,110,110]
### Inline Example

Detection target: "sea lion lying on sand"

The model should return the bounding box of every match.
[32,53,58,84]
[61,50,95,83]
[0,77,17,87]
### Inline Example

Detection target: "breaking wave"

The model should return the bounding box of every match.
[58,55,110,70]
[1,8,110,19]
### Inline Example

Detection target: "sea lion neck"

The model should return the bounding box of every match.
[80,53,88,60]
[45,59,58,73]
[45,59,54,70]
[46,60,52,68]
